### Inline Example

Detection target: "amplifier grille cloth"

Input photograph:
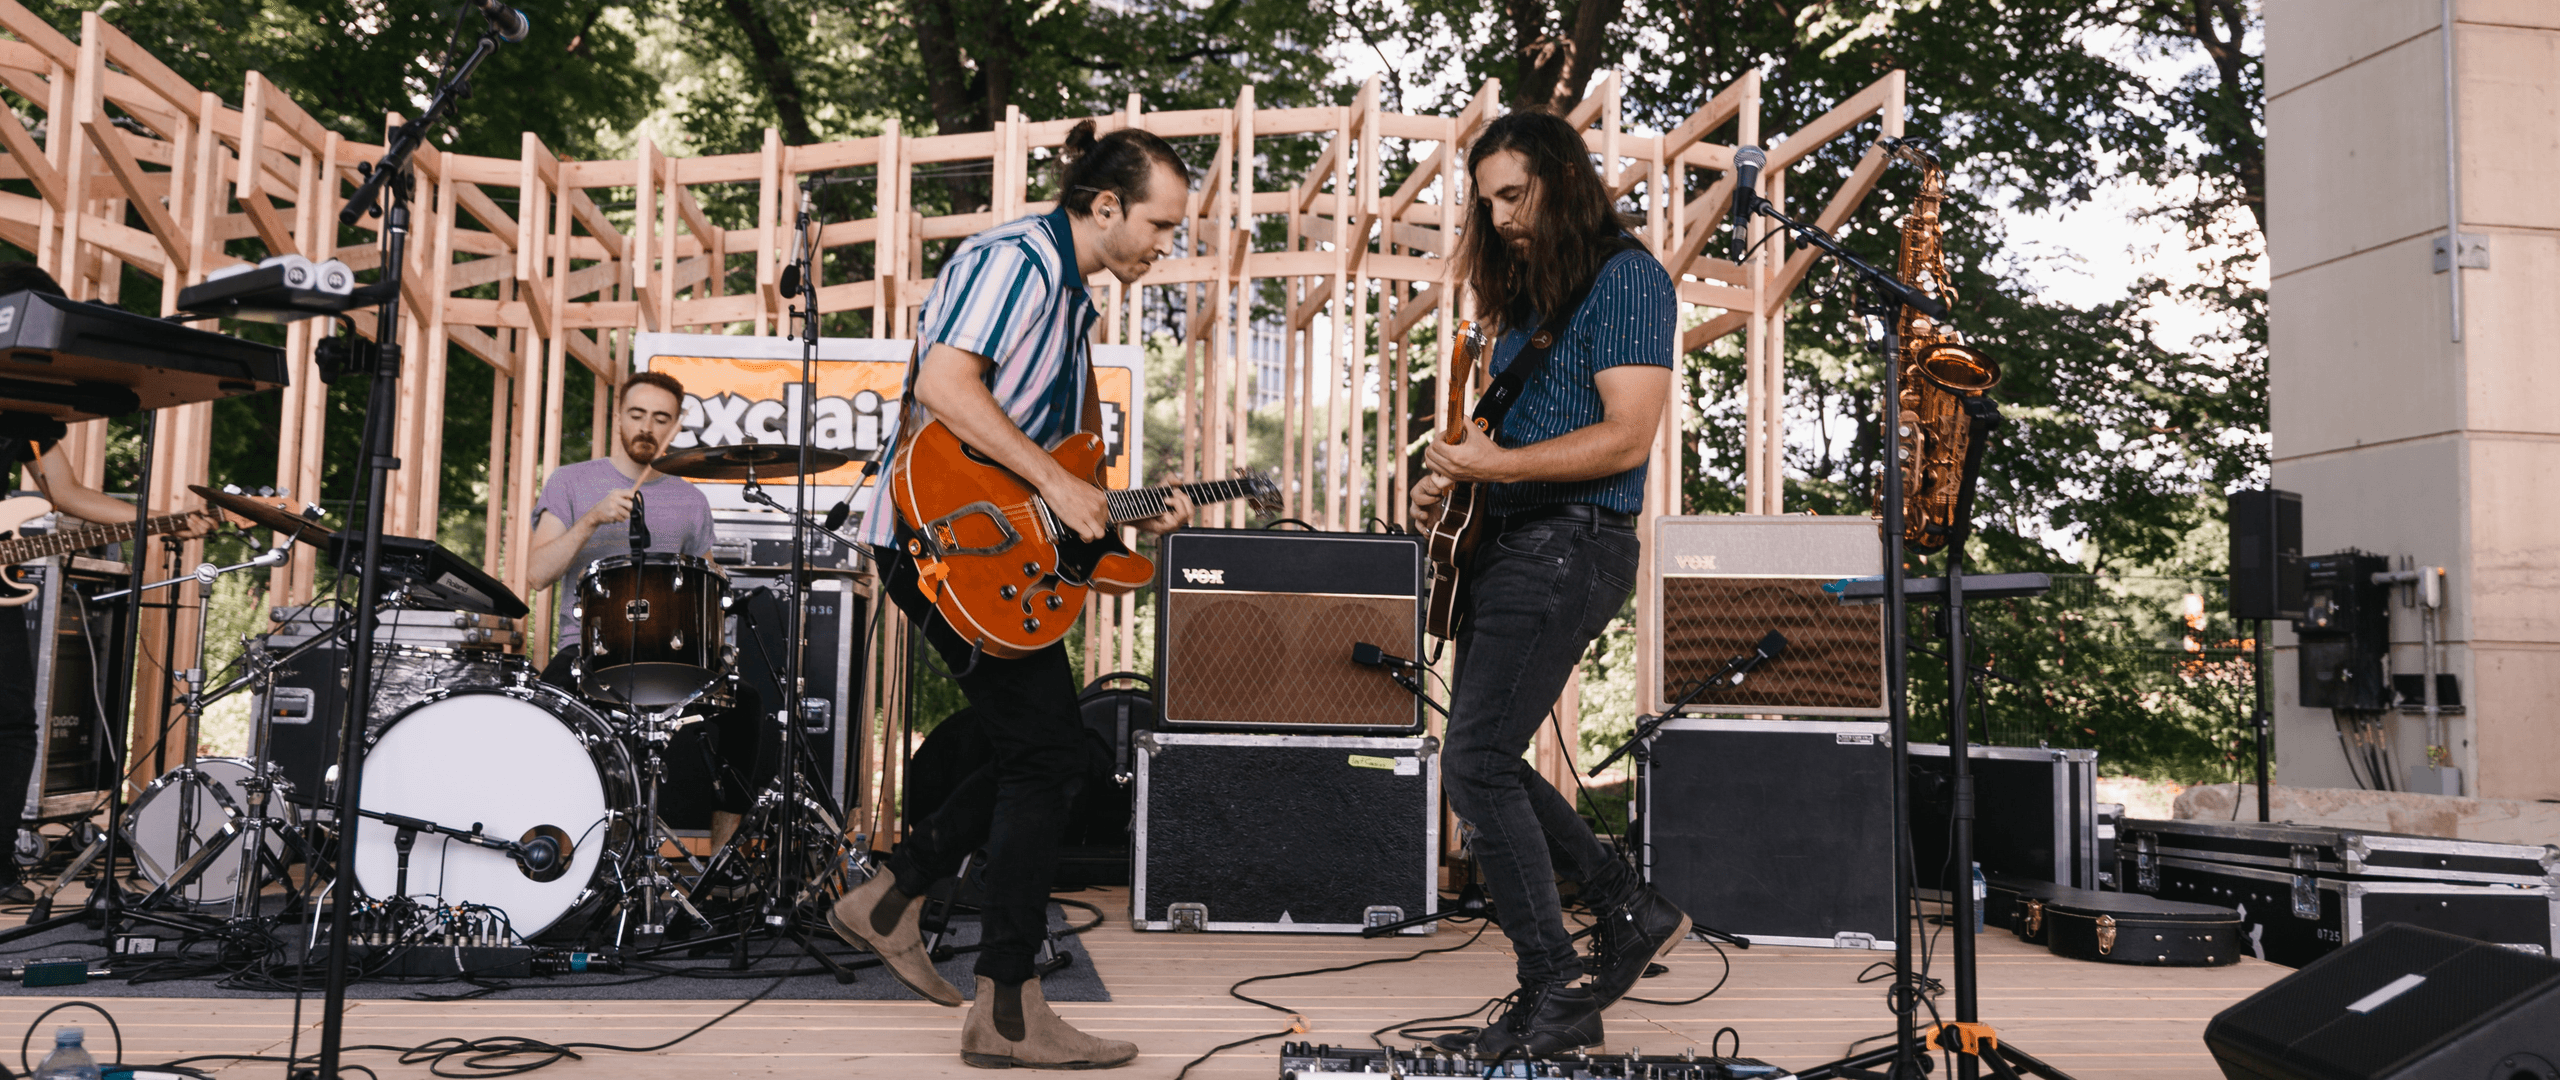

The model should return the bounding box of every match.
[1162,593,1415,728]
[1661,578,1883,710]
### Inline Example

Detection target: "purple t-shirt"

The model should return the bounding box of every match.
[532,457,717,647]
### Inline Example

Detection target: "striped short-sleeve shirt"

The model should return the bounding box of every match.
[857,206,1096,548]
[1484,247,1678,515]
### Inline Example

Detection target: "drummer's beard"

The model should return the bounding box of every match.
[622,430,661,465]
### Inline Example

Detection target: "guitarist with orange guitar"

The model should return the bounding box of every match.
[1408,110,1688,1058]
[0,264,219,903]
[835,120,1195,1071]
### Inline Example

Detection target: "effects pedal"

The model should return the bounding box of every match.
[1278,1044,1791,1079]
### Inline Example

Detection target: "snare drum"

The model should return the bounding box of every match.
[125,758,290,907]
[354,684,637,940]
[574,552,731,707]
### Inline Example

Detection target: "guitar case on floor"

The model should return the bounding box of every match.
[2037,889,2245,967]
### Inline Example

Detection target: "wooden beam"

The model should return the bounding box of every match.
[0,107,62,206]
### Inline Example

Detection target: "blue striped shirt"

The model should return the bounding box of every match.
[858,206,1095,547]
[1484,248,1678,515]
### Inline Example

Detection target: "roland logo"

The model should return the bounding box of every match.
[1181,567,1226,585]
[1674,554,1719,571]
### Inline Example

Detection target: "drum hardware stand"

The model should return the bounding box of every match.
[610,710,715,943]
[313,17,518,1077]
[1734,143,2073,1080]
[100,541,296,914]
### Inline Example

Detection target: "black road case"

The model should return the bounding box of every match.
[1131,732,1439,934]
[2123,818,2560,966]
[1909,743,2100,890]
[1641,719,1897,950]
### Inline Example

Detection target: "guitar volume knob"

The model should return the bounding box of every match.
[999,585,1017,600]
[1021,562,1040,578]
[1022,618,1040,633]
[1044,594,1063,611]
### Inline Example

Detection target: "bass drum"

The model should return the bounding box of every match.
[354,685,637,940]
[125,758,288,907]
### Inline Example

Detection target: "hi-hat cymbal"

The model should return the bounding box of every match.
[648,443,851,481]
[189,484,336,546]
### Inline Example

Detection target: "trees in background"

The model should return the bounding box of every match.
[1,0,2268,777]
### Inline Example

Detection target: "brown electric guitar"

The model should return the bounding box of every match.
[890,419,1279,658]
[1422,322,1493,639]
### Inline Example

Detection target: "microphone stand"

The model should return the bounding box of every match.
[1743,146,2075,1080]
[314,23,515,1080]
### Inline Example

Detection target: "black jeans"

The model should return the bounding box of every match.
[876,548,1087,986]
[1444,514,1641,986]
[0,611,34,884]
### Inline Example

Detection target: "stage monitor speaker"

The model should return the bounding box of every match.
[2228,488,2305,622]
[1646,515,1883,716]
[2204,922,2560,1080]
[1155,528,1423,733]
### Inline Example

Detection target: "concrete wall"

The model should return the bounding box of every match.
[2265,1,2560,799]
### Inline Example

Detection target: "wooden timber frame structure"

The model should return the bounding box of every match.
[0,0,1907,838]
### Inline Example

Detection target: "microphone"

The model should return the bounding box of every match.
[1726,630,1787,684]
[468,0,530,42]
[1728,145,1766,263]
[513,824,574,882]
[627,489,651,551]
[823,498,854,532]
[1352,642,1421,671]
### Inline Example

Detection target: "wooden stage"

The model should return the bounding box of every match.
[0,888,2278,1078]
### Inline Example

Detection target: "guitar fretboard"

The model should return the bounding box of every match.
[1104,478,1265,524]
[1,513,195,563]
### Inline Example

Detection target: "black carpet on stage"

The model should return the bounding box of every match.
[0,903,1108,1001]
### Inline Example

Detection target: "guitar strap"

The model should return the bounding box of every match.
[1467,234,1646,441]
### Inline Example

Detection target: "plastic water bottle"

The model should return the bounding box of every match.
[1971,863,1987,935]
[33,1026,99,1080]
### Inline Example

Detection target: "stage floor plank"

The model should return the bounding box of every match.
[0,888,2280,1077]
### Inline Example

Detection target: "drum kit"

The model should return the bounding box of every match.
[67,442,871,967]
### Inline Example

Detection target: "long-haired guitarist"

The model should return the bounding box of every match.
[840,119,1192,1070]
[0,263,215,904]
[1408,109,1687,1057]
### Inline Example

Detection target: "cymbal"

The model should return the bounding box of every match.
[190,484,334,545]
[648,443,852,481]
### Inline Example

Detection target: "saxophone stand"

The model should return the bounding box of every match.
[1731,139,2073,1080]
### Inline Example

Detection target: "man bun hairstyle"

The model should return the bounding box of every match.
[1058,118,1192,217]
[622,370,686,404]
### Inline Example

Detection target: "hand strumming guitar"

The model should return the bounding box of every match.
[1424,421,1517,486]
[1410,473,1454,532]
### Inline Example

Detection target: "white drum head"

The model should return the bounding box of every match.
[355,690,618,939]
[127,758,281,906]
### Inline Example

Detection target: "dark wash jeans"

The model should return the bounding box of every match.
[874,547,1088,986]
[1445,514,1641,987]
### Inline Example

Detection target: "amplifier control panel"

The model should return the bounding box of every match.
[1278,1044,1790,1079]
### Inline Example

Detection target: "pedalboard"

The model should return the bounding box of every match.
[1278,1044,1790,1079]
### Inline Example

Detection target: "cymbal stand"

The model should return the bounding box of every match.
[109,540,295,913]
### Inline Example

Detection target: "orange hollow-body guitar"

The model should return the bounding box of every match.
[1422,322,1493,639]
[891,419,1277,658]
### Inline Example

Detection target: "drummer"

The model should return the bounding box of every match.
[524,368,719,680]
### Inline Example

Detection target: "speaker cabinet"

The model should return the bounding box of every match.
[1640,718,1898,949]
[2228,489,2305,622]
[2205,922,2560,1080]
[1646,516,1884,716]
[1155,529,1423,733]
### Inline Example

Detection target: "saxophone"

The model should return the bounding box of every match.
[1886,139,2000,555]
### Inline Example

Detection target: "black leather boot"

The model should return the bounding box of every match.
[1429,980,1603,1057]
[1584,884,1691,1009]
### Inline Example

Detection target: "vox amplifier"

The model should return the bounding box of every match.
[1646,515,1884,716]
[1155,528,1423,732]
